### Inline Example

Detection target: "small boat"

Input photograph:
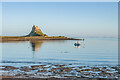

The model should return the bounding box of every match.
[74,41,81,46]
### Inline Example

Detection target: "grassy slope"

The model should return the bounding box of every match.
[0,36,80,41]
[1,36,67,39]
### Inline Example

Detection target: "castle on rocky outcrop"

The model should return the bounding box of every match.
[27,25,48,37]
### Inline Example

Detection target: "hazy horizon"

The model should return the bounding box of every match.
[2,2,118,38]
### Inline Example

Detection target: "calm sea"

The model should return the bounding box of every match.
[1,38,118,67]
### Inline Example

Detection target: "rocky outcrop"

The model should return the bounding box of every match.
[27,25,47,37]
[1,25,83,41]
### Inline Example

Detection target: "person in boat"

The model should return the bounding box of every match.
[74,41,81,46]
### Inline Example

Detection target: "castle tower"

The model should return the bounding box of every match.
[27,25,46,36]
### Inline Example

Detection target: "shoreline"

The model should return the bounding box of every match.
[0,36,83,42]
[2,77,112,80]
[1,77,118,80]
[1,64,118,80]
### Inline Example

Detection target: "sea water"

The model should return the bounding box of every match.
[1,38,118,67]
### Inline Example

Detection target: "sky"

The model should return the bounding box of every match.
[2,2,118,38]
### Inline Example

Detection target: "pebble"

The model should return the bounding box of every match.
[1,64,119,79]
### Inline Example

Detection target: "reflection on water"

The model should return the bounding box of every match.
[74,45,81,48]
[30,41,43,58]
[30,40,85,53]
[30,40,43,52]
[74,40,85,48]
[1,38,118,66]
[29,40,68,58]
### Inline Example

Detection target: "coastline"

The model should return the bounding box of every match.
[1,64,118,80]
[2,77,118,80]
[1,37,118,80]
[1,77,108,80]
[0,36,83,42]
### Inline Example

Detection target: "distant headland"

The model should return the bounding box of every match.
[0,25,83,42]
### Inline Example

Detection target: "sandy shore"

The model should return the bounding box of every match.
[1,64,119,80]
